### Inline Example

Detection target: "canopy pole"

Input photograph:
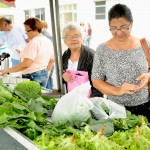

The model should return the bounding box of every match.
[49,0,65,94]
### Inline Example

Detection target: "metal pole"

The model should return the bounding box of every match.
[55,0,64,94]
[48,0,65,94]
[49,0,60,91]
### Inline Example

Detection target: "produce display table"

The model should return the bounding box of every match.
[42,90,62,99]
[0,80,150,149]
[0,80,59,150]
[0,127,39,150]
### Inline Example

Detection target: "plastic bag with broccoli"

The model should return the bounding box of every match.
[90,97,126,119]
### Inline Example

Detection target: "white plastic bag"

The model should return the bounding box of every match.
[51,82,94,124]
[90,97,126,119]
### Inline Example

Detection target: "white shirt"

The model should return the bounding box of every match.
[0,26,27,60]
[68,59,78,70]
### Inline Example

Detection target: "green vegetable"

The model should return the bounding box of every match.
[0,86,12,100]
[0,97,6,104]
[113,110,145,131]
[86,127,124,150]
[14,81,41,100]
[128,126,150,150]
[14,80,41,94]
[139,117,150,139]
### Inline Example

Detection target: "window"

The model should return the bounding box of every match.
[24,8,45,20]
[59,4,77,31]
[95,1,106,20]
[59,4,77,23]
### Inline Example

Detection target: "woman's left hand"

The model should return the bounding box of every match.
[135,73,150,91]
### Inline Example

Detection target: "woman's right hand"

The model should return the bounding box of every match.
[62,72,73,83]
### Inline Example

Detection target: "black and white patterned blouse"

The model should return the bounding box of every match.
[92,42,150,106]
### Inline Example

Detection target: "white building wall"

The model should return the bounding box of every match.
[15,0,52,34]
[1,0,150,49]
[59,0,150,50]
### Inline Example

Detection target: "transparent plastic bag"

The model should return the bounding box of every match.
[90,97,126,119]
[51,82,94,124]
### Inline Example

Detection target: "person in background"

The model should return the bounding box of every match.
[91,3,150,121]
[41,20,54,92]
[0,17,55,88]
[62,22,103,97]
[84,23,92,47]
[41,21,53,42]
[0,17,29,66]
[80,21,86,44]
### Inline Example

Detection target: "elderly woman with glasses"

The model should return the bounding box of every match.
[91,3,150,121]
[62,22,103,97]
[0,18,54,88]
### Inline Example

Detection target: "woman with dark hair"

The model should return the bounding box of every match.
[0,18,54,87]
[91,4,150,121]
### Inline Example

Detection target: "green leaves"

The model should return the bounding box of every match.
[0,81,58,141]
[0,86,12,99]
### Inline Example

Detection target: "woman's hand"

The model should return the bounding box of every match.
[134,73,150,91]
[118,82,139,95]
[62,72,73,83]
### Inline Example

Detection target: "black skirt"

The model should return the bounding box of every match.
[125,100,150,122]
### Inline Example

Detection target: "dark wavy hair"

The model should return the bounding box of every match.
[108,3,133,24]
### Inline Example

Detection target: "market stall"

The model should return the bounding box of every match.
[0,1,150,149]
[0,79,150,149]
[0,0,65,94]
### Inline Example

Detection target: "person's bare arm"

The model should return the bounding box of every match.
[0,58,33,75]
[92,79,139,96]
[47,58,55,77]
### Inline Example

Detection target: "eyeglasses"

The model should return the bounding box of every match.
[25,29,32,33]
[64,35,81,41]
[109,23,131,34]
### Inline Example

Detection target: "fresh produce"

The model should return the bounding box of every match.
[0,80,58,139]
[14,80,41,101]
[0,85,12,99]
[0,80,150,149]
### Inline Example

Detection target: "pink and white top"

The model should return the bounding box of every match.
[20,34,54,74]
